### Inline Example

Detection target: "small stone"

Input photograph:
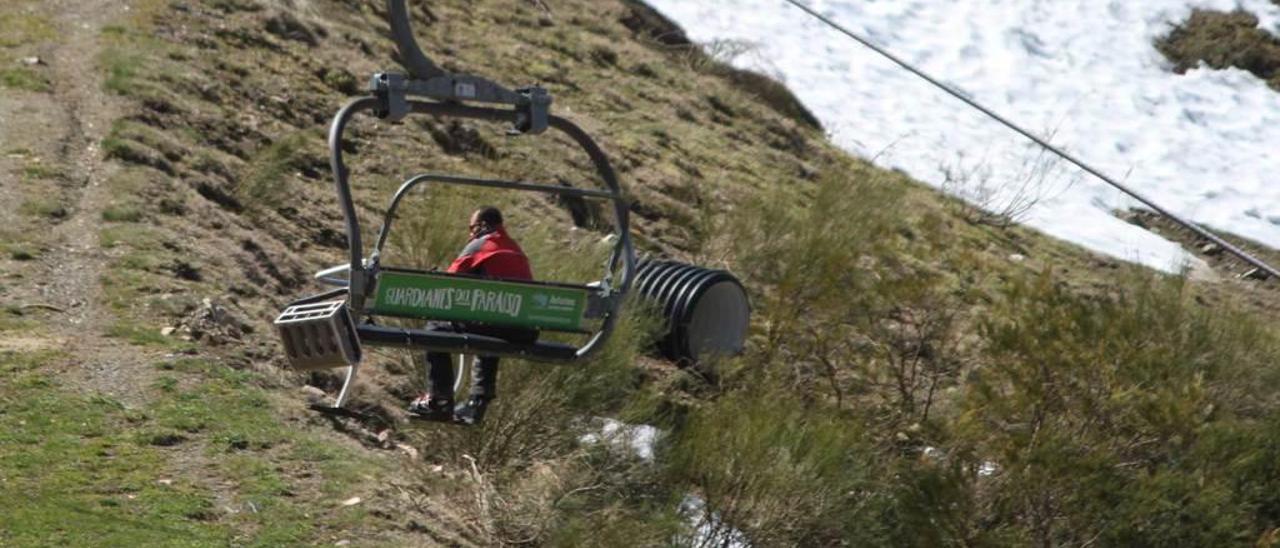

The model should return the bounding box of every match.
[160,326,176,336]
[340,496,362,507]
[1008,253,1026,262]
[396,444,420,460]
[1199,243,1222,256]
[19,57,42,66]
[1240,268,1272,281]
[335,541,351,546]
[157,478,173,486]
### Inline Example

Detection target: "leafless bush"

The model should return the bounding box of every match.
[863,303,963,424]
[941,139,1077,228]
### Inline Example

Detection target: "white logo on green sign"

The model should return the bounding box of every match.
[384,286,523,319]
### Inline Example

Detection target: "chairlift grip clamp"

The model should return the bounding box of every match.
[514,86,551,135]
[369,72,552,135]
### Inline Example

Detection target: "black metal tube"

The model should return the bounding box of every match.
[634,260,750,363]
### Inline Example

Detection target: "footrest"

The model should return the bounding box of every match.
[275,299,362,370]
[309,404,373,421]
[407,413,469,426]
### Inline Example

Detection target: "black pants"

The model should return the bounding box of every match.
[426,322,538,400]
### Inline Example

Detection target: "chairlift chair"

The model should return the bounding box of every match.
[273,0,635,415]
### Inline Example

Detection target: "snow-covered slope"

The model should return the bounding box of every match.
[647,0,1280,273]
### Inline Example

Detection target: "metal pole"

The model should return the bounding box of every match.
[782,0,1280,280]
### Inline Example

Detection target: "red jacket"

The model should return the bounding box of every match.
[447,226,533,280]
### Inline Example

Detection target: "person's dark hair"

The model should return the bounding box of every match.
[475,206,503,226]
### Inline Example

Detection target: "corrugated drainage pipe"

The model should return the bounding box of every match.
[634,260,750,364]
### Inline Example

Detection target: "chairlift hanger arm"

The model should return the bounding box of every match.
[378,0,550,133]
[386,0,445,80]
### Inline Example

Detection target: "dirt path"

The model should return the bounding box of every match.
[0,0,165,405]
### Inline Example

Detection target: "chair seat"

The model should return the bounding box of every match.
[356,324,579,361]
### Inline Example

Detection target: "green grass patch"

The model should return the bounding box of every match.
[99,224,163,249]
[98,264,186,322]
[104,320,171,347]
[239,131,321,210]
[102,120,186,174]
[18,195,67,219]
[0,67,50,92]
[0,224,47,261]
[102,202,144,222]
[101,45,144,96]
[0,309,38,332]
[0,348,59,373]
[3,242,39,261]
[99,30,170,98]
[0,359,229,545]
[0,349,388,545]
[104,169,156,194]
[98,24,192,113]
[22,163,66,181]
[0,12,55,48]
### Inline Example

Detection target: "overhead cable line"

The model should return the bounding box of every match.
[781,0,1280,280]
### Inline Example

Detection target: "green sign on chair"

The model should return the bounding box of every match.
[371,271,590,331]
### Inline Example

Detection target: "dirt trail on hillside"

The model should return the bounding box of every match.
[3,0,165,405]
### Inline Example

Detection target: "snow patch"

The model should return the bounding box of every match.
[646,0,1280,272]
[679,494,752,548]
[579,417,661,461]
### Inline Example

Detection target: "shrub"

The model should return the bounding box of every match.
[667,386,886,545]
[723,160,904,363]
[239,131,321,209]
[959,269,1280,544]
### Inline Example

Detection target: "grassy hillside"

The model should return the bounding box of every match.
[3,0,1280,545]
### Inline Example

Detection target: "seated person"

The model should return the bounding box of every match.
[408,206,537,424]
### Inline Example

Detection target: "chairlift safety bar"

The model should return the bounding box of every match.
[372,172,623,264]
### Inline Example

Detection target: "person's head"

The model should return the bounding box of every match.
[469,206,504,238]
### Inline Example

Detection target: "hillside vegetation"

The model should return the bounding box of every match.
[3,0,1280,545]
